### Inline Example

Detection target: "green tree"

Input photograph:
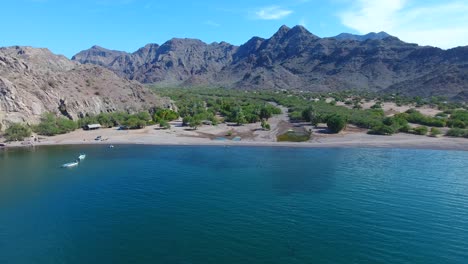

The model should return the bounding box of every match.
[97,113,113,127]
[4,123,31,141]
[34,113,77,135]
[301,106,315,122]
[34,113,60,136]
[189,117,202,130]
[123,117,140,129]
[231,107,246,126]
[259,106,273,120]
[153,109,179,122]
[182,116,192,126]
[327,115,346,133]
[111,112,130,126]
[56,117,78,133]
[136,111,152,122]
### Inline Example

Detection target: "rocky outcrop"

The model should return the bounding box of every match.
[0,46,171,130]
[72,25,468,100]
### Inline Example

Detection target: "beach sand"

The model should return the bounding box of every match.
[3,107,467,151]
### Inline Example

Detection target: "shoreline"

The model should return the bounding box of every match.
[2,111,467,152]
[2,135,467,152]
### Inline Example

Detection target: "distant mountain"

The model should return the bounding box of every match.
[332,32,392,41]
[72,25,468,101]
[0,46,171,128]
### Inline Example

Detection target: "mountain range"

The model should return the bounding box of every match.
[72,25,468,101]
[1,26,467,129]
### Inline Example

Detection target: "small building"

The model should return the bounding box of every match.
[84,124,101,130]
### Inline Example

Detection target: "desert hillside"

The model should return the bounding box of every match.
[0,46,171,129]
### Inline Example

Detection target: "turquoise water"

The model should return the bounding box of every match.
[0,145,467,263]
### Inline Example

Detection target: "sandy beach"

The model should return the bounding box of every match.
[3,106,467,151]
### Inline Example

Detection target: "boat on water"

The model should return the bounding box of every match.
[61,161,79,168]
[78,154,86,160]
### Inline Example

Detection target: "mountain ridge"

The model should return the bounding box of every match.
[332,31,393,41]
[70,25,467,101]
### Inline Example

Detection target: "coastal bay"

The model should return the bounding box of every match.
[1,145,467,263]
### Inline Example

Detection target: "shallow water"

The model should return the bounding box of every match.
[0,145,467,263]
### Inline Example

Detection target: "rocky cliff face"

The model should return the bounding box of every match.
[73,25,468,101]
[0,46,171,129]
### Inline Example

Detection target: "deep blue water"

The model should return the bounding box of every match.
[0,145,467,264]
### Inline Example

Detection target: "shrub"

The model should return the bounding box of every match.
[209,116,219,126]
[260,119,271,131]
[404,109,446,127]
[289,111,303,122]
[368,125,395,135]
[327,115,346,133]
[446,119,466,129]
[446,128,468,138]
[370,102,382,109]
[399,124,411,133]
[159,120,170,129]
[353,103,362,109]
[277,131,310,142]
[430,127,442,137]
[413,126,428,135]
[5,123,31,141]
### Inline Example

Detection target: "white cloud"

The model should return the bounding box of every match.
[338,0,468,49]
[255,6,293,20]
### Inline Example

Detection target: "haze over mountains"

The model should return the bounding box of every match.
[73,25,468,101]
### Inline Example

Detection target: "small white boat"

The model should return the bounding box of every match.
[62,161,79,168]
[78,154,86,160]
[109,145,114,148]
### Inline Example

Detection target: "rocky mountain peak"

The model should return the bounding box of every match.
[71,25,468,101]
[288,25,317,38]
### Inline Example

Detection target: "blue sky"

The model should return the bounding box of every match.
[1,0,467,57]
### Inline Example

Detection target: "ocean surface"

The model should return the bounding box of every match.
[0,145,467,264]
